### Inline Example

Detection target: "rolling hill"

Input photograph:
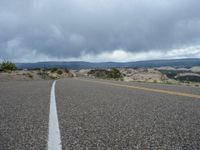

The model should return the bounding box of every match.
[16,58,200,70]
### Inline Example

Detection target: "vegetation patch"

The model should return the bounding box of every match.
[38,71,51,80]
[176,75,200,82]
[0,61,17,71]
[57,69,63,75]
[159,70,177,79]
[88,68,123,80]
[51,68,58,73]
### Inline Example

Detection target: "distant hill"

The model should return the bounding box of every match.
[16,58,200,70]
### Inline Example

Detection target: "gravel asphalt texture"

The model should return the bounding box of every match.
[0,80,52,150]
[56,78,200,150]
[1,78,200,149]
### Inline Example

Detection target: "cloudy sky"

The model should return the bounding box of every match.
[0,0,200,62]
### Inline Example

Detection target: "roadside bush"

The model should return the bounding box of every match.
[51,68,58,73]
[0,61,17,71]
[37,71,50,80]
[88,68,122,80]
[176,75,200,82]
[88,69,109,78]
[57,69,63,75]
[159,70,177,79]
[107,68,122,79]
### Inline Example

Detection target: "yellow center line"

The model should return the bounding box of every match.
[75,78,200,99]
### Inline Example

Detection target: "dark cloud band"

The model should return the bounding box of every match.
[0,0,200,61]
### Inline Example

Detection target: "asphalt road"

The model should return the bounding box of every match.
[1,78,200,149]
[0,80,52,150]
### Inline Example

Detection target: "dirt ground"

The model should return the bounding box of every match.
[0,70,73,82]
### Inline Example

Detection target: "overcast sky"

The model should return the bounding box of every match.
[0,0,200,62]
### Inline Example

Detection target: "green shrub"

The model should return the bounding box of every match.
[159,70,177,79]
[108,68,122,79]
[88,68,122,80]
[176,75,200,82]
[51,68,58,73]
[0,61,17,71]
[57,69,63,75]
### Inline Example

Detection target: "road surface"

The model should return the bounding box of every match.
[0,78,200,149]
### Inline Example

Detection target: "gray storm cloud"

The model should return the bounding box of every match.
[0,0,200,62]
